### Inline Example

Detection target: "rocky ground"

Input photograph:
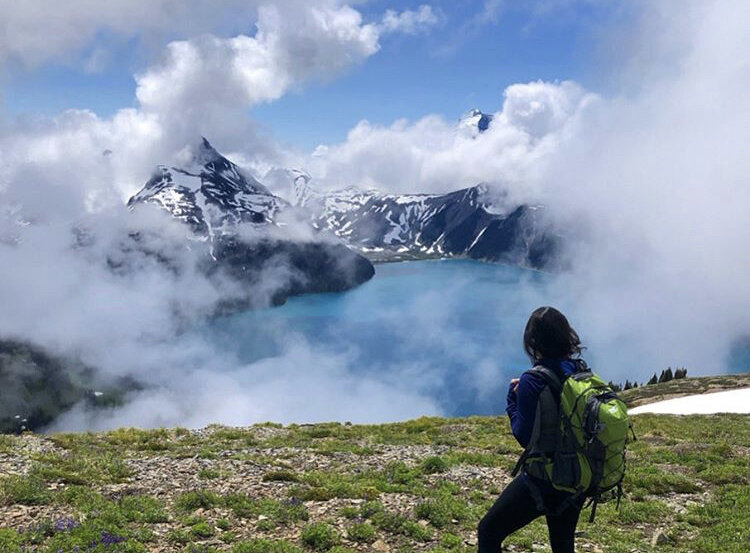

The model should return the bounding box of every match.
[1,409,749,553]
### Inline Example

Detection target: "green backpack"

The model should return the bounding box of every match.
[511,361,635,521]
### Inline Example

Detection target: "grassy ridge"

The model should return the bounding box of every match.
[0,414,749,552]
[620,372,750,407]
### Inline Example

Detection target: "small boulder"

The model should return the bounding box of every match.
[651,529,672,546]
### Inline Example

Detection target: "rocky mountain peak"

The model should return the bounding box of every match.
[128,137,285,236]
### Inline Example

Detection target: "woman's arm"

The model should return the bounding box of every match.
[506,372,546,448]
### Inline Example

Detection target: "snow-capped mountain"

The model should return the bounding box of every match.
[128,137,287,238]
[127,138,374,308]
[459,108,494,136]
[128,137,556,281]
[295,182,558,268]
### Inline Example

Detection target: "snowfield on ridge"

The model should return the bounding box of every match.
[629,387,750,415]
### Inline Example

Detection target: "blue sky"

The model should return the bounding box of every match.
[2,1,628,150]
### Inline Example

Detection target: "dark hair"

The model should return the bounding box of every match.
[523,306,584,362]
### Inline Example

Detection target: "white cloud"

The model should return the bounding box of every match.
[48,341,442,431]
[501,80,586,139]
[82,47,111,74]
[534,0,750,376]
[477,0,506,25]
[296,80,595,196]
[0,108,166,216]
[0,0,262,67]
[135,3,380,125]
[132,2,440,138]
[379,5,441,35]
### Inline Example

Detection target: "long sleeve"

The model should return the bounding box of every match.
[506,372,546,449]
[506,379,518,426]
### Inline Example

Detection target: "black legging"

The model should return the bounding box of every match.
[477,474,583,553]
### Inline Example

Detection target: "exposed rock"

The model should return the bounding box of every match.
[651,529,672,546]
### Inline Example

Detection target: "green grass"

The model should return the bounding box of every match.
[682,484,750,552]
[420,456,449,474]
[0,474,51,505]
[300,523,340,551]
[174,489,221,512]
[190,520,216,538]
[198,467,222,480]
[30,451,132,484]
[185,545,220,553]
[262,469,301,482]
[232,539,302,553]
[224,494,309,525]
[0,434,16,454]
[345,522,376,543]
[0,413,748,551]
[414,494,472,529]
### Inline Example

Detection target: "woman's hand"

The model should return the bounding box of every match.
[510,378,520,393]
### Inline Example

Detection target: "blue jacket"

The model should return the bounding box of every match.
[506,359,580,449]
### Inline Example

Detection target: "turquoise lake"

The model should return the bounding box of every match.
[205,259,557,417]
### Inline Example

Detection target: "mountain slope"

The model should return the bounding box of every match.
[0,339,139,433]
[296,183,558,268]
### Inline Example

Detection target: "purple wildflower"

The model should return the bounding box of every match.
[98,530,125,545]
[53,517,80,532]
[86,530,125,549]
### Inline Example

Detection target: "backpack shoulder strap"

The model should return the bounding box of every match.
[525,366,565,456]
[529,365,564,396]
[511,368,563,477]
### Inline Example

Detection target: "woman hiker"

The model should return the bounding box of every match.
[477,306,587,553]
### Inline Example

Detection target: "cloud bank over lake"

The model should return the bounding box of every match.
[0,0,748,430]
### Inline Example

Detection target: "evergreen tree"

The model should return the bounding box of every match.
[658,368,674,383]
[647,373,658,385]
